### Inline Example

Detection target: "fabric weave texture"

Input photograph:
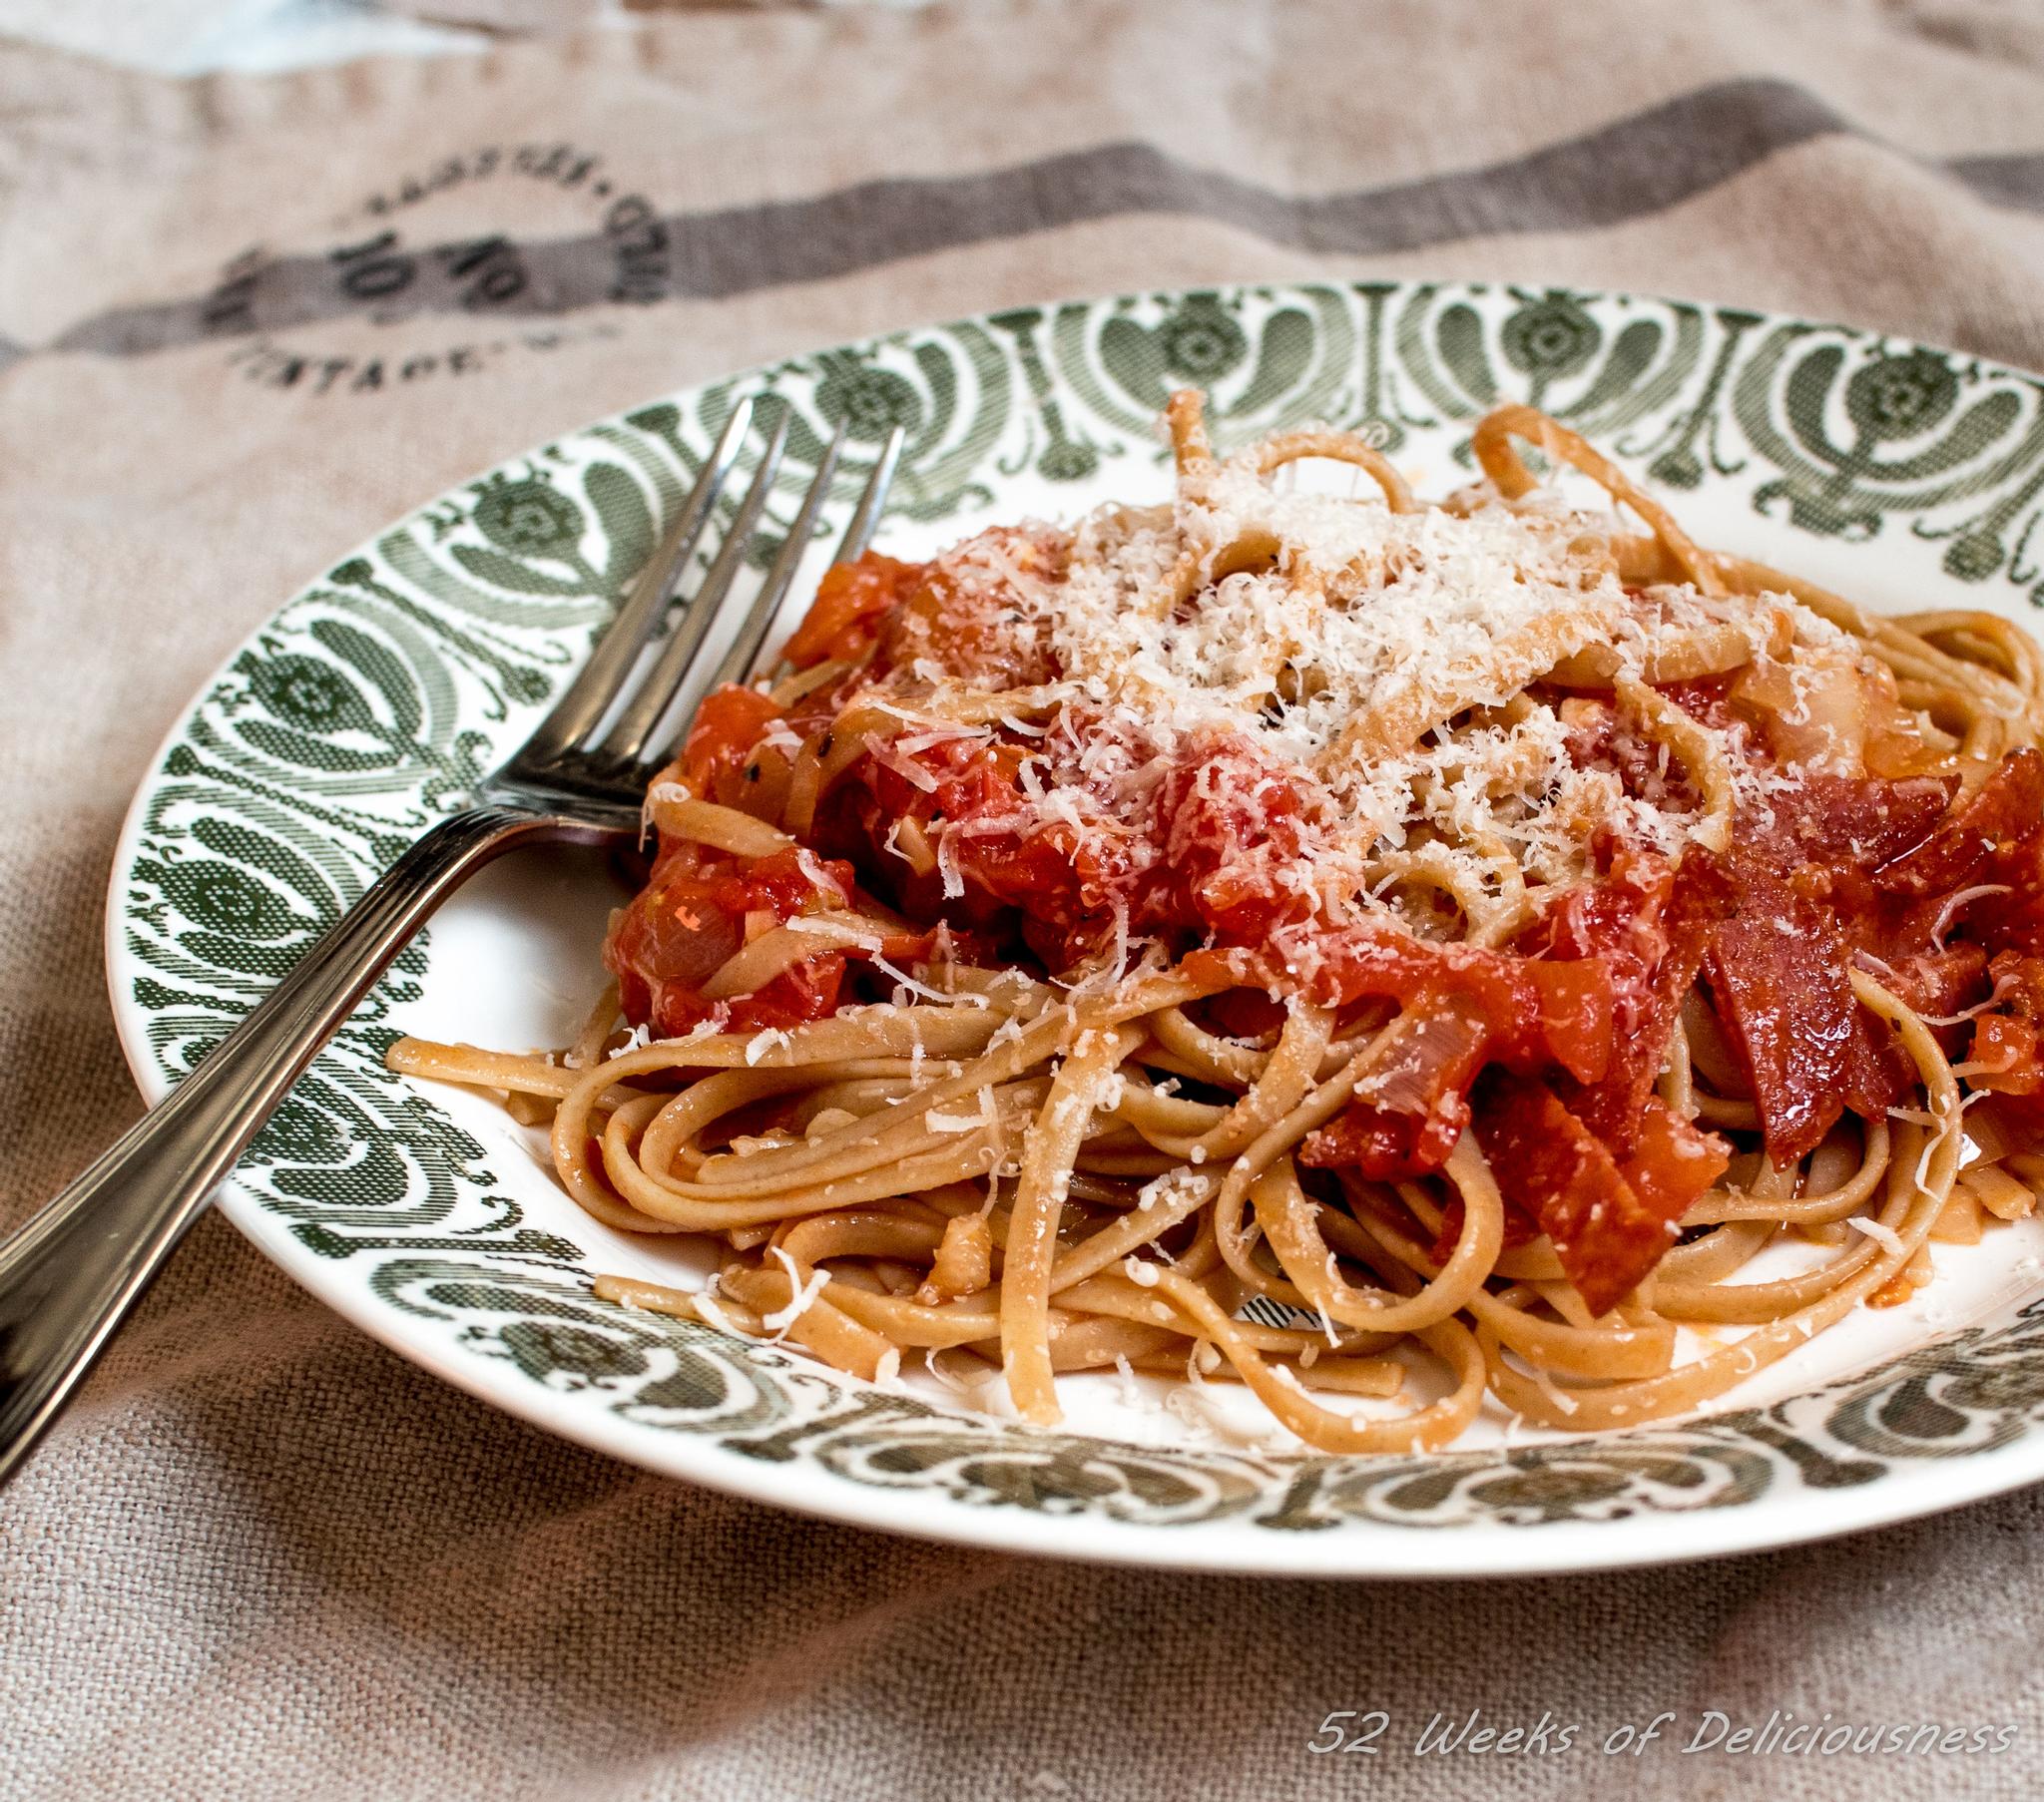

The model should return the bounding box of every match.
[4,3,2044,1796]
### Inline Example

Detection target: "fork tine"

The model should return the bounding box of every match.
[596,406,792,766]
[743,423,904,695]
[698,419,848,696]
[520,398,756,763]
[834,424,904,564]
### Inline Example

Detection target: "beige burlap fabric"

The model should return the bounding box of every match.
[5,3,2044,1796]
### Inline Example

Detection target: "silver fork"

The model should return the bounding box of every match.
[0,401,905,1488]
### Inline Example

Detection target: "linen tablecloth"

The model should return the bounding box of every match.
[5,3,2044,1795]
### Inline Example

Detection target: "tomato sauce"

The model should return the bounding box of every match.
[603,548,2044,1312]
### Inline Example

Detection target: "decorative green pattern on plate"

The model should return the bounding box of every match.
[111,282,2044,1548]
[369,1258,2044,1532]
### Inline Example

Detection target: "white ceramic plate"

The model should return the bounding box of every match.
[107,281,2044,1575]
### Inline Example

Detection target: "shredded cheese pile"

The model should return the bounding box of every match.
[890,443,1847,942]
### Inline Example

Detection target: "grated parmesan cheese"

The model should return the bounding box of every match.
[762,1245,829,1336]
[848,438,1820,977]
[744,1027,791,1067]
[1848,1215,1908,1255]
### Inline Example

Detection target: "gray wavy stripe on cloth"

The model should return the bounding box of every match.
[5,2,2044,1800]
[35,77,2044,363]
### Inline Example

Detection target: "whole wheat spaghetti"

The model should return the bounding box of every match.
[391,396,2044,1452]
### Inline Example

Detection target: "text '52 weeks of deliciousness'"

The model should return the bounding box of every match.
[1306,1708,2020,1759]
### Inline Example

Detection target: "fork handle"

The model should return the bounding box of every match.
[0,804,555,1487]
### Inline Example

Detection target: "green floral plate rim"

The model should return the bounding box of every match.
[104,280,2044,1576]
